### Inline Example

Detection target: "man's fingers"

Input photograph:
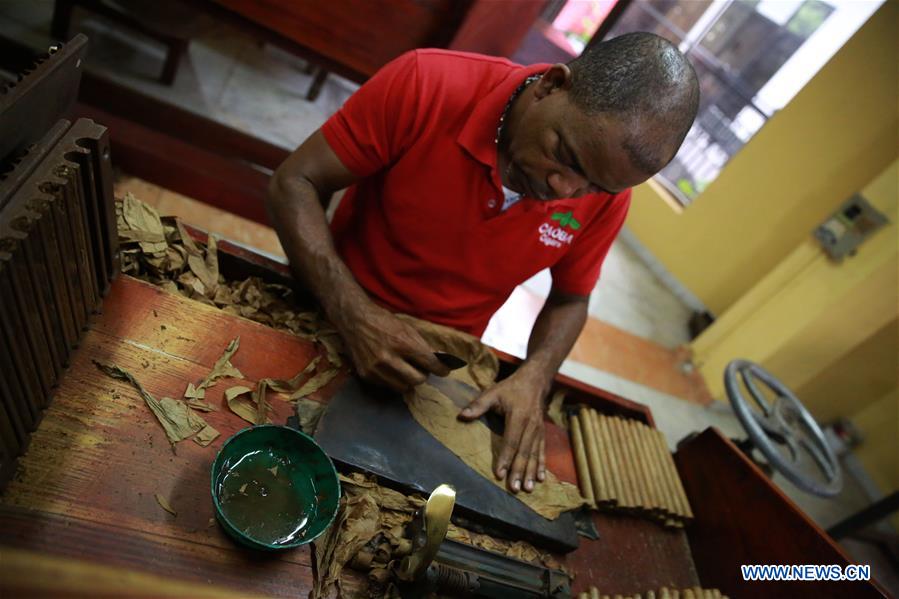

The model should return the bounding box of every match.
[537,437,546,482]
[523,433,542,492]
[358,356,426,392]
[459,390,497,421]
[407,350,451,378]
[507,431,532,493]
[495,412,526,484]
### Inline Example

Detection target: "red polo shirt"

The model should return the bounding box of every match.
[322,49,630,337]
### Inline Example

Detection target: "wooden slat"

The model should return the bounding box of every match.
[0,545,271,598]
[0,506,310,596]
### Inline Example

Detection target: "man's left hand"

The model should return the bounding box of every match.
[457,369,549,493]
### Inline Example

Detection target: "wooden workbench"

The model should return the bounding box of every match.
[0,232,887,598]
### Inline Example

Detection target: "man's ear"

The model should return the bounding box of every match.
[533,64,573,100]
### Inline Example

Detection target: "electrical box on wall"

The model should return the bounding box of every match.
[813,194,889,262]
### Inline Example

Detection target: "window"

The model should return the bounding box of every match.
[603,0,885,205]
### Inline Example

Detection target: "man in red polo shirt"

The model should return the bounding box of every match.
[267,33,698,495]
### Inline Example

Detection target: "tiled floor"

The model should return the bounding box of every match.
[2,2,888,558]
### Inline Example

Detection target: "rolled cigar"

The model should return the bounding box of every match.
[615,418,652,512]
[637,422,675,518]
[647,428,682,519]
[712,590,721,598]
[659,588,671,599]
[590,587,600,599]
[589,408,619,507]
[653,429,693,519]
[634,594,643,599]
[571,411,597,506]
[628,419,661,513]
[647,591,657,599]
[683,589,695,599]
[577,593,590,599]
[594,410,630,508]
[671,591,680,599]
[604,413,638,509]
[692,587,704,599]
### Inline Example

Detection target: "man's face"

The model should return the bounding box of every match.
[500,69,654,200]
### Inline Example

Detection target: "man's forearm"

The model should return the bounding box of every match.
[266,173,371,328]
[519,289,588,396]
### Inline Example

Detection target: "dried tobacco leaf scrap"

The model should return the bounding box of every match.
[296,397,325,435]
[94,361,213,446]
[290,368,339,400]
[266,356,321,394]
[121,193,167,253]
[155,493,177,516]
[185,397,217,412]
[253,379,269,425]
[225,385,258,425]
[194,424,221,447]
[185,337,244,400]
[546,389,568,430]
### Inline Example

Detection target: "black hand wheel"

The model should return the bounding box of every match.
[725,359,842,497]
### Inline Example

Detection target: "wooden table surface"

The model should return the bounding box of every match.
[0,275,699,596]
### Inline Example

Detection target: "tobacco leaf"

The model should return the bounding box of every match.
[155,493,177,516]
[296,397,325,435]
[186,397,217,412]
[546,389,568,430]
[184,382,205,400]
[188,253,217,294]
[290,368,339,400]
[317,333,343,368]
[94,361,210,446]
[225,385,256,424]
[266,356,321,394]
[193,424,220,447]
[176,217,202,257]
[121,192,167,253]
[253,379,269,425]
[226,381,272,425]
[205,235,219,286]
[185,337,244,401]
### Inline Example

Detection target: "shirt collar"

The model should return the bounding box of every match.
[457,63,549,184]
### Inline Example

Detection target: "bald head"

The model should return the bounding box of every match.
[567,32,699,174]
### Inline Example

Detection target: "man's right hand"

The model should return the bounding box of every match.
[336,302,450,391]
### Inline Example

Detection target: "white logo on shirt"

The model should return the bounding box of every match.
[537,223,574,248]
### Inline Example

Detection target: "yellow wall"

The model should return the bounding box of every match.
[793,317,898,425]
[692,159,897,401]
[627,1,898,316]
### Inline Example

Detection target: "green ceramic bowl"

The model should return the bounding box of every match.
[211,425,340,551]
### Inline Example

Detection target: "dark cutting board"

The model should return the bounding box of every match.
[314,376,579,553]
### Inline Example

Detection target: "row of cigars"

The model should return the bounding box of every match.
[576,586,728,599]
[569,407,693,527]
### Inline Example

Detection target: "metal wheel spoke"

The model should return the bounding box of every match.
[798,434,836,481]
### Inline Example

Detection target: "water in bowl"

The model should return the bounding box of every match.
[215,445,317,546]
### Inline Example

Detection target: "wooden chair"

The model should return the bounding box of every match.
[51,0,199,85]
